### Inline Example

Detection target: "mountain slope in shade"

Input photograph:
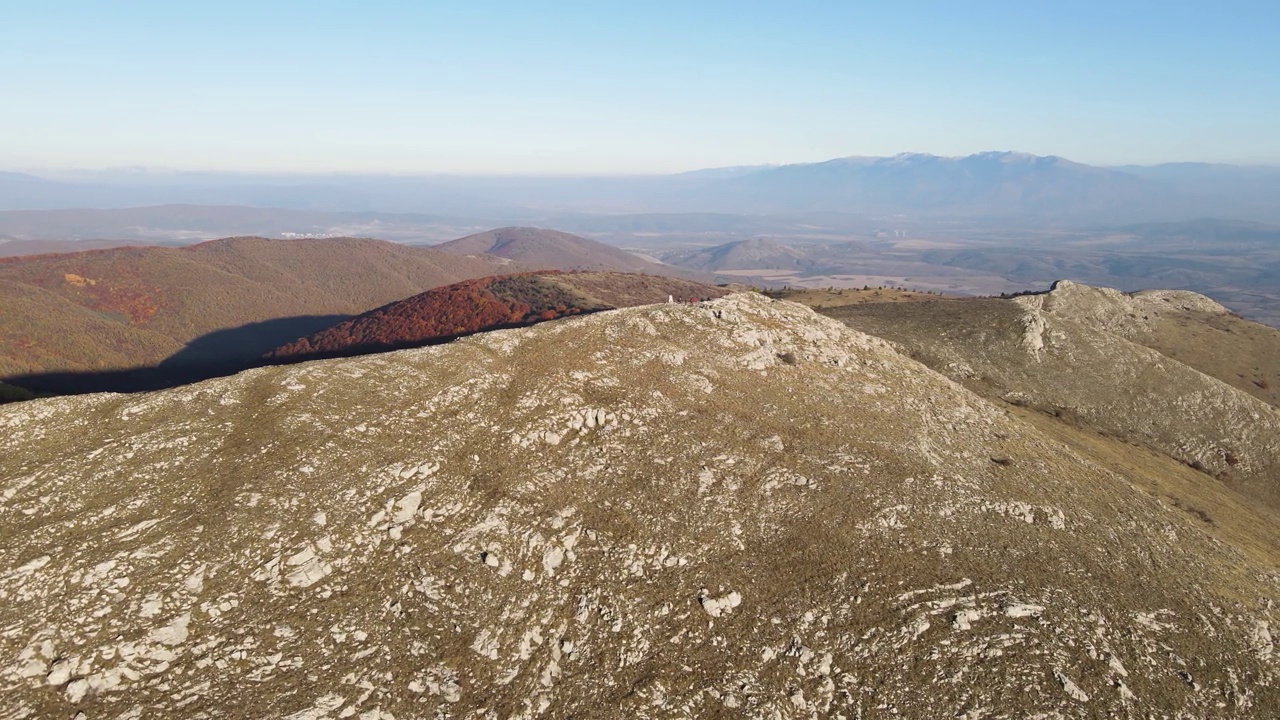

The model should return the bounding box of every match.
[0,381,35,403]
[434,226,686,275]
[266,272,727,362]
[0,237,526,387]
[0,294,1274,717]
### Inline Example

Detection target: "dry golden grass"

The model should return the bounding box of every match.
[1134,311,1280,408]
[766,286,945,309]
[1007,404,1280,572]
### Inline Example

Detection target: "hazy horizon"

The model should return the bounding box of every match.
[11,151,1280,181]
[6,2,1279,174]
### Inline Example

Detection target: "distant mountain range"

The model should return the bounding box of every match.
[679,152,1178,221]
[5,153,1280,224]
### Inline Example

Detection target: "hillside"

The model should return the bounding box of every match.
[0,237,526,393]
[0,381,35,403]
[821,281,1280,510]
[267,272,726,362]
[435,226,692,276]
[0,293,1275,718]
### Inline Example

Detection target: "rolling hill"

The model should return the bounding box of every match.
[433,226,697,276]
[0,290,1275,717]
[664,237,880,276]
[0,237,528,393]
[267,272,726,362]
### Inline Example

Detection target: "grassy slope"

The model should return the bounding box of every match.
[767,286,945,309]
[1130,310,1280,408]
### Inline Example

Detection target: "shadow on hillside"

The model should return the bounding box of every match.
[3,314,350,397]
[162,315,351,369]
[1,310,619,400]
[261,307,613,366]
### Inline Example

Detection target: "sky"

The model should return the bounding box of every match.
[3,1,1279,174]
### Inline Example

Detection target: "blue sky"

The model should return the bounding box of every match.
[3,1,1278,173]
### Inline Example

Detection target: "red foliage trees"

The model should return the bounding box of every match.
[266,273,599,361]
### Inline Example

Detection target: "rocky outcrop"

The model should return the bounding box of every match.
[1017,279,1231,336]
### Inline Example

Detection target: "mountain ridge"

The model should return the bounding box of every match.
[7,153,1280,223]
[0,290,1275,717]
[691,151,1176,219]
[821,280,1280,511]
